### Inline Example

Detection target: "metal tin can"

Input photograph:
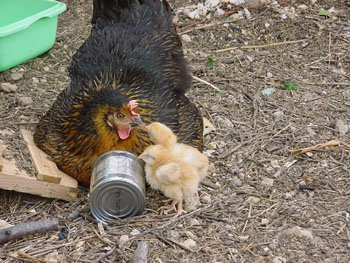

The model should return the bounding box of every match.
[90,150,145,222]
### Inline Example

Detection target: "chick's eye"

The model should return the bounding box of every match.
[115,113,124,119]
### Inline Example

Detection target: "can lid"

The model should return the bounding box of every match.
[90,178,145,222]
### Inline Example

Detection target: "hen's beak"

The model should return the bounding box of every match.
[130,117,145,128]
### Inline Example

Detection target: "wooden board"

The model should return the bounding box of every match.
[0,158,78,201]
[21,129,62,184]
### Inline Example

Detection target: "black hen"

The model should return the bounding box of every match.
[34,0,203,185]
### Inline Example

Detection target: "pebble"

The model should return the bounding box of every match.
[284,192,292,200]
[32,77,39,83]
[286,226,313,240]
[230,177,242,187]
[10,72,23,80]
[44,66,50,72]
[119,235,129,246]
[181,239,196,250]
[273,256,287,263]
[0,219,13,229]
[261,177,274,187]
[201,195,212,204]
[130,229,140,236]
[168,230,180,239]
[335,119,349,137]
[181,34,192,43]
[238,235,249,241]
[261,218,269,225]
[189,218,200,226]
[17,96,33,106]
[1,83,18,93]
[185,231,198,240]
[246,196,260,204]
[58,66,66,73]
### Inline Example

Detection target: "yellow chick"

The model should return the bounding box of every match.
[145,122,209,181]
[139,144,200,217]
[203,117,216,136]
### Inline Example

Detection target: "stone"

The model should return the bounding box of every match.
[17,96,33,106]
[10,73,23,80]
[1,83,18,93]
[261,177,274,187]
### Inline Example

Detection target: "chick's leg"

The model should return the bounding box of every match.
[164,200,178,214]
[173,201,184,218]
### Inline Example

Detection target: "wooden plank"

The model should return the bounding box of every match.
[20,130,62,184]
[0,141,4,171]
[0,158,78,202]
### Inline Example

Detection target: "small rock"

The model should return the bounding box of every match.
[189,218,200,226]
[230,177,242,187]
[181,239,196,250]
[246,196,260,204]
[32,77,39,83]
[119,235,129,246]
[43,66,50,72]
[1,83,18,93]
[185,231,198,240]
[181,34,192,43]
[335,119,349,137]
[274,111,284,118]
[243,8,251,19]
[297,4,308,9]
[168,230,180,240]
[281,13,287,19]
[58,66,66,73]
[217,117,234,129]
[273,256,287,263]
[261,177,274,187]
[17,96,33,106]
[0,129,15,136]
[0,219,13,229]
[130,229,140,236]
[261,218,269,225]
[45,250,59,262]
[266,72,273,78]
[237,235,249,241]
[10,72,23,80]
[284,192,292,200]
[40,78,47,83]
[206,0,220,8]
[307,127,316,137]
[201,195,212,204]
[286,226,313,240]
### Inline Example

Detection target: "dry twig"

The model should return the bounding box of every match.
[132,241,149,263]
[0,219,58,243]
[192,76,221,92]
[215,39,306,53]
[291,140,350,156]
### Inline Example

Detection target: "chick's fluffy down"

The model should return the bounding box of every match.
[140,144,200,214]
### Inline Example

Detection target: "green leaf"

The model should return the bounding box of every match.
[319,8,332,17]
[206,57,214,68]
[51,198,60,204]
[283,81,298,91]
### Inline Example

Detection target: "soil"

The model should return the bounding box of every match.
[1,0,350,262]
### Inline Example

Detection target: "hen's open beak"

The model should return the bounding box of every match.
[129,117,145,128]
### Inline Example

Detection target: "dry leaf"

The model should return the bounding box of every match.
[291,140,349,156]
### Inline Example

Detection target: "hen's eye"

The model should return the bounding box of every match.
[115,113,124,119]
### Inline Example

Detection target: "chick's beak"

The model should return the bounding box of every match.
[129,117,145,128]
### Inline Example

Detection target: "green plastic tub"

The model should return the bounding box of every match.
[0,0,66,72]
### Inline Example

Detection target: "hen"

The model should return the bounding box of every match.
[139,144,200,217]
[146,122,209,181]
[33,0,203,185]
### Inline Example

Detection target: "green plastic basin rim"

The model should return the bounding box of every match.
[0,0,67,38]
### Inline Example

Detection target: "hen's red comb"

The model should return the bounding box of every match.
[128,100,140,117]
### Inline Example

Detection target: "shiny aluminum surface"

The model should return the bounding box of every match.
[90,150,145,222]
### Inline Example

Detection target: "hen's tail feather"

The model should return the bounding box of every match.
[92,0,173,28]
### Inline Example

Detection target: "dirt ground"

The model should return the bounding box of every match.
[1,0,350,262]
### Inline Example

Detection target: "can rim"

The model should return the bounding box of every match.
[92,150,144,170]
